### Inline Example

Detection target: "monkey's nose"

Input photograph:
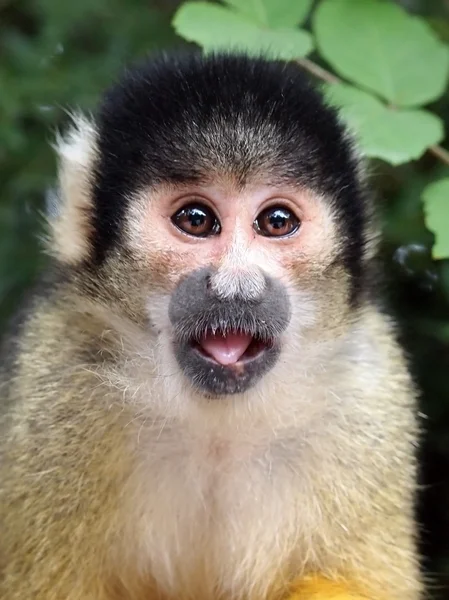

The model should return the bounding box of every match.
[208,266,267,302]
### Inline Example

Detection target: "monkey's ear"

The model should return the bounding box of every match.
[46,114,98,264]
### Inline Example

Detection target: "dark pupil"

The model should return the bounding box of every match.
[187,208,206,228]
[269,209,288,229]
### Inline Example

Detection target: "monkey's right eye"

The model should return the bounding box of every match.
[171,204,221,238]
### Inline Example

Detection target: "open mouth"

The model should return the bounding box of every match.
[192,330,272,367]
[173,327,281,395]
[168,267,291,395]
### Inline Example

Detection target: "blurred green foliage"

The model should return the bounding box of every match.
[1,0,449,595]
[0,0,180,317]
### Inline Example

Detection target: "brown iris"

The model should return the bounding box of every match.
[254,206,300,238]
[171,204,221,237]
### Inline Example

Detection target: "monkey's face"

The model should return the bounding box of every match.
[123,180,346,397]
[52,53,375,400]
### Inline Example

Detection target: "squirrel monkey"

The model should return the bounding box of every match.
[0,52,422,600]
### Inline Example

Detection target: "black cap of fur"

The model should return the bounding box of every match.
[92,51,369,301]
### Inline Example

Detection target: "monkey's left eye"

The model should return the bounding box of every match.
[171,204,221,237]
[254,206,300,238]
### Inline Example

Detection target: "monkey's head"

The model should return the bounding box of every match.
[49,52,377,400]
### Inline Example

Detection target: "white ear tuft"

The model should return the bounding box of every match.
[47,113,98,264]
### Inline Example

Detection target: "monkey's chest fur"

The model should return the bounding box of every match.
[117,420,325,600]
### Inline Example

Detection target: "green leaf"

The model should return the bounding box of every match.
[314,0,449,107]
[223,0,313,28]
[423,179,449,259]
[172,2,313,60]
[325,83,444,165]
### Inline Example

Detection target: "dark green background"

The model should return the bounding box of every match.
[1,0,449,595]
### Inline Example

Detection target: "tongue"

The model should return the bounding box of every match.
[199,331,253,366]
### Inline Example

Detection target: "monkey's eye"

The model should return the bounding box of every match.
[171,204,221,237]
[254,206,300,238]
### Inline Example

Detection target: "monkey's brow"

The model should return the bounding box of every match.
[149,174,306,196]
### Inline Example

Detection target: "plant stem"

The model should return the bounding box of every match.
[429,145,449,168]
[296,58,340,84]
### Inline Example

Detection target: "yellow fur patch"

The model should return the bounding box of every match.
[288,576,369,600]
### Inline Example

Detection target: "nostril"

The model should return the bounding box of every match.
[205,274,212,291]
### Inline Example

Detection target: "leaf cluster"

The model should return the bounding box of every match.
[0,0,177,316]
